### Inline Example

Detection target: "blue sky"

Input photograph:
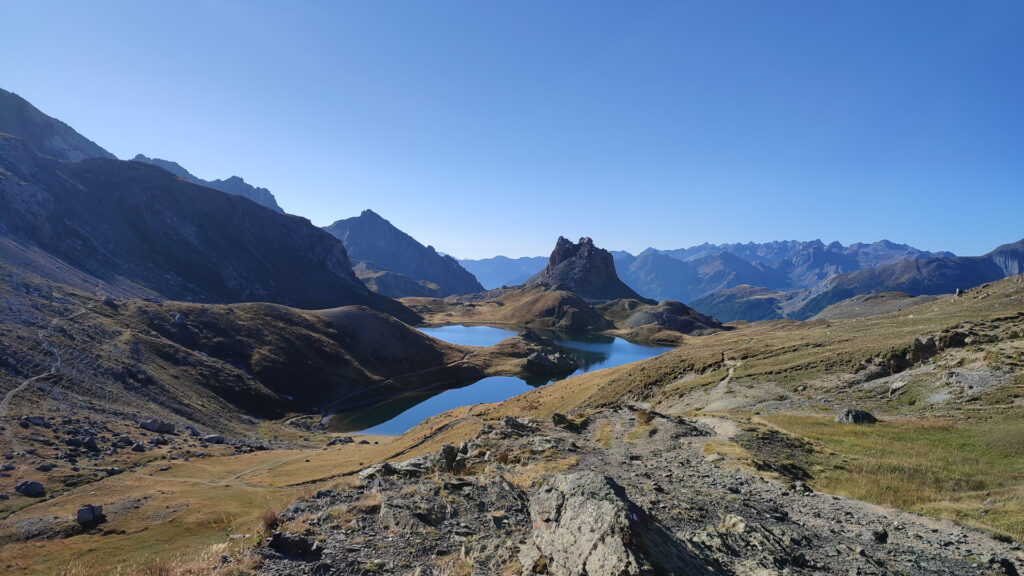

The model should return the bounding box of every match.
[3,1,1022,259]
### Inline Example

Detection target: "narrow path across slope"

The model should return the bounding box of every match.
[1,305,90,453]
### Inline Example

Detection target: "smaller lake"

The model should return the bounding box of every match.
[328,325,667,435]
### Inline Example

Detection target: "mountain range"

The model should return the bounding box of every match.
[458,238,1024,322]
[459,256,550,289]
[132,154,284,213]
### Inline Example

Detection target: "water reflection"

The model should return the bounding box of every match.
[327,326,666,435]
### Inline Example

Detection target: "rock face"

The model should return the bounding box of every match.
[132,154,284,213]
[324,210,484,297]
[0,87,115,162]
[521,473,650,576]
[527,237,651,303]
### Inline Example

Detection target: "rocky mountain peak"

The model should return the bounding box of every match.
[528,236,651,303]
[324,210,484,297]
[0,87,115,162]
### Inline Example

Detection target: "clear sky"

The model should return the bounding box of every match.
[3,1,1022,259]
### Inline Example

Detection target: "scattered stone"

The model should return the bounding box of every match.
[21,416,47,427]
[15,480,45,498]
[76,504,105,526]
[834,408,878,425]
[268,531,318,557]
[201,434,225,444]
[105,467,123,476]
[326,436,354,447]
[131,443,146,452]
[139,420,174,434]
[35,463,54,472]
[552,412,588,433]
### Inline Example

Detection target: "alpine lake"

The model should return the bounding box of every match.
[327,325,668,435]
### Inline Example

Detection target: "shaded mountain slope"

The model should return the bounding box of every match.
[325,210,484,297]
[0,135,413,319]
[0,87,115,162]
[0,262,571,437]
[690,285,792,323]
[352,261,442,298]
[793,239,1024,320]
[133,154,283,213]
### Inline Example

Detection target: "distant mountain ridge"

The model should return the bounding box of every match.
[690,239,1024,322]
[616,239,955,303]
[459,256,549,289]
[464,239,952,304]
[132,154,283,213]
[0,87,115,162]
[324,210,484,298]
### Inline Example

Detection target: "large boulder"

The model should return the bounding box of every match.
[268,531,318,557]
[76,504,105,526]
[520,472,652,576]
[835,408,878,425]
[139,420,175,434]
[15,480,45,498]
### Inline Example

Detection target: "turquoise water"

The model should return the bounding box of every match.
[328,325,666,435]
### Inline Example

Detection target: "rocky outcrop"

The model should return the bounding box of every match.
[253,408,1022,576]
[132,154,284,213]
[520,473,651,576]
[325,210,484,297]
[621,300,723,335]
[527,237,652,303]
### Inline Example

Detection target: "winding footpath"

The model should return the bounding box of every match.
[0,305,90,454]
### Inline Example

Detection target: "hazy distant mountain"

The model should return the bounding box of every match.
[0,87,115,162]
[792,239,1024,319]
[688,239,1024,322]
[0,134,415,320]
[527,237,651,303]
[612,240,953,304]
[458,256,549,289]
[324,210,484,297]
[133,154,283,213]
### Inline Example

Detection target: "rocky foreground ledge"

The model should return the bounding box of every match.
[250,410,1022,576]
